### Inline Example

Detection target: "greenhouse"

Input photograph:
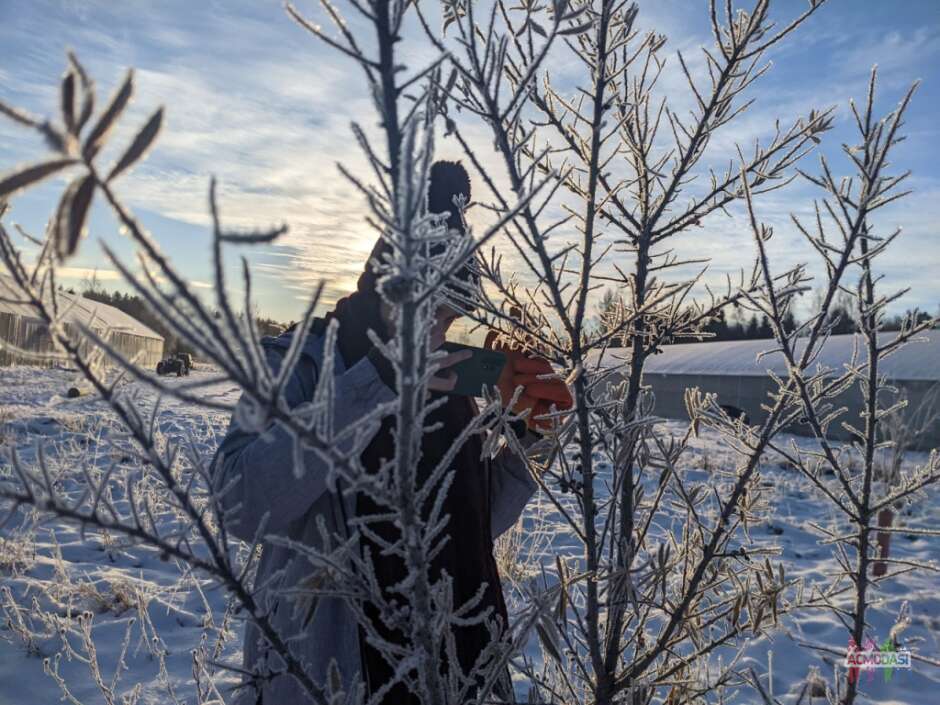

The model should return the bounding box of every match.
[588,331,940,451]
[0,276,164,369]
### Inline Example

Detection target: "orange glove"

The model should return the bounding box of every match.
[483,327,573,433]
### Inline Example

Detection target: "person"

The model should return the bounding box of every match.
[212,160,573,704]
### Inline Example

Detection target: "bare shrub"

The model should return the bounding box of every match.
[0,2,936,704]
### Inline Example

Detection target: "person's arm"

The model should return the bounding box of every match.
[212,341,396,542]
[489,423,542,538]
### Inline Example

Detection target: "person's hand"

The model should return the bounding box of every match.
[428,348,471,392]
[483,329,573,432]
[381,301,470,393]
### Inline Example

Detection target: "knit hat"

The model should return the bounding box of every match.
[362,160,482,316]
[428,160,481,315]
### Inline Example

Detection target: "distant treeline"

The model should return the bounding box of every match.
[696,305,934,342]
[593,287,936,346]
[75,287,290,359]
[73,285,932,357]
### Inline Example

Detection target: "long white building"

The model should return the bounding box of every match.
[0,275,164,369]
[588,331,940,451]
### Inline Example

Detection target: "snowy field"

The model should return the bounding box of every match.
[1,365,938,704]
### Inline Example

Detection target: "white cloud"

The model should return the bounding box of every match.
[28,266,123,283]
[1,0,936,326]
[834,27,940,87]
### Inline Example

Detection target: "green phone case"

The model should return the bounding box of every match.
[438,341,507,397]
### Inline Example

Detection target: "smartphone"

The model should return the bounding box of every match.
[438,341,507,397]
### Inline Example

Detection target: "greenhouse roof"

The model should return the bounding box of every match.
[0,275,163,342]
[586,330,940,382]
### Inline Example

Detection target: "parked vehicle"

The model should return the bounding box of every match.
[155,353,191,376]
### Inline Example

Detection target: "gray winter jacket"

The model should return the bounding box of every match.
[212,328,540,705]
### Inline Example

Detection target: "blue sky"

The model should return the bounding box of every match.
[1,0,938,337]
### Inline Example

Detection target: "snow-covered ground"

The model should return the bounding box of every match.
[1,365,938,704]
[0,366,242,705]
[508,430,940,704]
